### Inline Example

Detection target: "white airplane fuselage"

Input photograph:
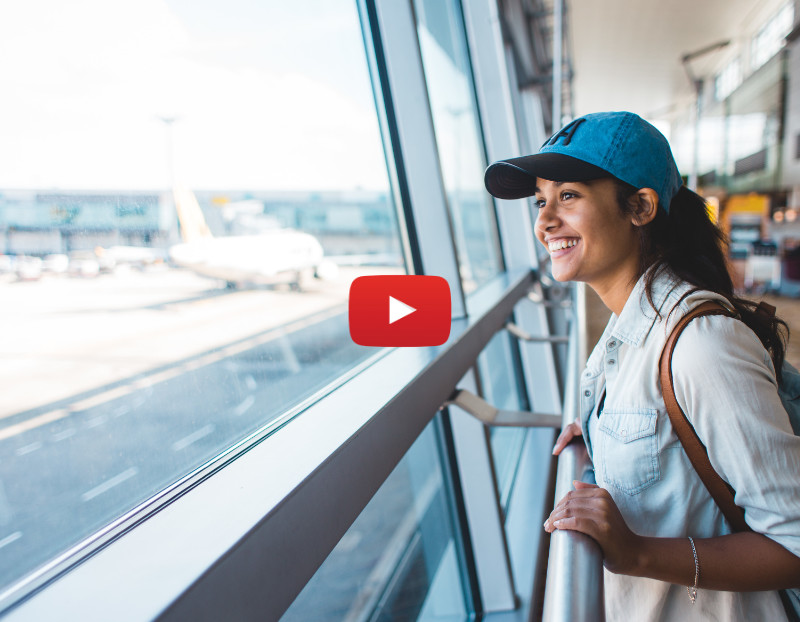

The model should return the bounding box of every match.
[169,229,324,286]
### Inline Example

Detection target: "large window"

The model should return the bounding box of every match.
[412,0,503,295]
[0,0,405,597]
[750,2,794,71]
[715,57,742,101]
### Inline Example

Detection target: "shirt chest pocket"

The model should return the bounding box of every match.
[597,409,660,495]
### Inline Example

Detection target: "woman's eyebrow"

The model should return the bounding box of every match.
[535,181,567,191]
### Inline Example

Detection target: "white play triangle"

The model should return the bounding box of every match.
[389,296,416,324]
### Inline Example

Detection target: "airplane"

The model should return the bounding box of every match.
[168,186,335,289]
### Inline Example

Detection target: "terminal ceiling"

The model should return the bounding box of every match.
[567,0,791,123]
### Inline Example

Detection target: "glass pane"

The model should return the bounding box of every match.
[282,420,469,621]
[0,0,404,596]
[477,330,528,509]
[413,0,503,294]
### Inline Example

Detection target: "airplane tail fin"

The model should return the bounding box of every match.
[173,185,212,243]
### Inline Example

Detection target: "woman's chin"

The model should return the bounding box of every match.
[548,267,574,283]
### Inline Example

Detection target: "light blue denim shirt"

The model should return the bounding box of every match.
[581,269,800,622]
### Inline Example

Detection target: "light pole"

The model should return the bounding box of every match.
[157,115,178,191]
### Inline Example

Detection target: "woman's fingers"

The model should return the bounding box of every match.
[544,486,607,533]
[543,485,641,574]
[552,420,583,455]
[544,501,605,533]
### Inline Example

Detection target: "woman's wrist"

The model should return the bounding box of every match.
[611,532,650,577]
[609,534,690,584]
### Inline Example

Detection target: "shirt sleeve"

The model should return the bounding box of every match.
[671,314,800,558]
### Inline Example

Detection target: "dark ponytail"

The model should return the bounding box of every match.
[617,182,789,378]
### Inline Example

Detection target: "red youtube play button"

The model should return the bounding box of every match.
[348,275,451,347]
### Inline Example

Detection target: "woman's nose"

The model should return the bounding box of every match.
[535,201,559,232]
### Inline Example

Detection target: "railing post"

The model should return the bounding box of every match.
[542,283,605,622]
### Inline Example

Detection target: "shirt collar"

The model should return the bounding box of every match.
[610,268,686,347]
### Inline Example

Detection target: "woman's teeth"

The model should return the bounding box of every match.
[548,239,577,252]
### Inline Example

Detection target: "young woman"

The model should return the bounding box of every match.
[485,111,800,621]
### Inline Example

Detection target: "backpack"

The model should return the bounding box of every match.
[659,300,800,621]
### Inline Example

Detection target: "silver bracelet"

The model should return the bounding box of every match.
[687,536,699,604]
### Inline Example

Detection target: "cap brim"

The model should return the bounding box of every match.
[484,153,611,200]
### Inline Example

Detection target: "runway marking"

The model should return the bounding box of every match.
[172,424,215,451]
[113,405,130,418]
[233,395,255,416]
[278,335,302,373]
[81,467,139,502]
[86,414,107,428]
[15,442,43,456]
[0,305,344,442]
[70,386,141,414]
[0,532,22,550]
[0,479,12,525]
[52,428,76,442]
[0,410,68,442]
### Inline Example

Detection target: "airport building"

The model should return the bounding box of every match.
[1,1,799,621]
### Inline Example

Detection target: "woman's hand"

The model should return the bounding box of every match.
[544,481,643,575]
[552,417,583,455]
[545,485,800,589]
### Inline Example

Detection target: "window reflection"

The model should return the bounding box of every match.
[282,420,468,621]
[413,0,503,294]
[0,0,404,595]
[477,330,528,509]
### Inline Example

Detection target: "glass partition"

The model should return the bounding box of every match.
[0,0,405,596]
[477,330,529,509]
[282,419,469,621]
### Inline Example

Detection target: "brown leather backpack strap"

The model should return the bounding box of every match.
[658,301,752,533]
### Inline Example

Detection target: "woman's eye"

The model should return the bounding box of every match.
[535,198,546,209]
[561,191,576,201]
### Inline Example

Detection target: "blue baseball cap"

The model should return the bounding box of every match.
[484,111,683,212]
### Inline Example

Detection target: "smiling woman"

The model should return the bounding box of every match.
[485,111,800,622]
[532,178,650,312]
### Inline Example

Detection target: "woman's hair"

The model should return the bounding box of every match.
[615,179,789,377]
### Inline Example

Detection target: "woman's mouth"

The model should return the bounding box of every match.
[547,238,579,254]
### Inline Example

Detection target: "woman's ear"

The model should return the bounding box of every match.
[629,188,659,226]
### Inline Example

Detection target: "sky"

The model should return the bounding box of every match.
[0,0,391,191]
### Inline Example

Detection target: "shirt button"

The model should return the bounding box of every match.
[608,359,616,366]
[584,390,591,397]
[607,340,617,349]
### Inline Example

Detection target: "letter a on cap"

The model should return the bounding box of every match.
[543,117,585,147]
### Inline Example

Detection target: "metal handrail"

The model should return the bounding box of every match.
[542,283,605,622]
